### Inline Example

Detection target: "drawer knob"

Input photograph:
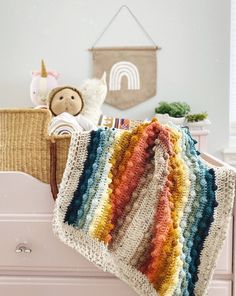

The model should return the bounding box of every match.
[15,244,32,254]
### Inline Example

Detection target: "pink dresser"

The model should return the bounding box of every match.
[0,153,235,296]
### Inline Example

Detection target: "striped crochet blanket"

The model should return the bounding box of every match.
[53,120,235,296]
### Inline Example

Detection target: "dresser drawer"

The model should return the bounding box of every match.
[214,218,233,275]
[0,276,138,296]
[208,280,232,296]
[0,218,108,277]
[0,172,54,214]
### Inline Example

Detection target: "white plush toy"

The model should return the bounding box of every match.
[80,72,107,125]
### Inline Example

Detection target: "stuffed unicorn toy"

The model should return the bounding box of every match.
[30,60,59,108]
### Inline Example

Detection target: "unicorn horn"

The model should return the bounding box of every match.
[41,59,47,77]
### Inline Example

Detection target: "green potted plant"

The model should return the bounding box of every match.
[185,112,208,122]
[155,101,190,125]
[185,112,211,130]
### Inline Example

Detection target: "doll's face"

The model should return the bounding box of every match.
[50,88,83,116]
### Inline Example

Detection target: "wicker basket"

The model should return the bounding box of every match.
[0,109,143,200]
[0,109,70,185]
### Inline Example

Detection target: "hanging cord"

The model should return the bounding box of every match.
[91,5,160,50]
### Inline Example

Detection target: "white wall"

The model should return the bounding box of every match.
[0,0,230,158]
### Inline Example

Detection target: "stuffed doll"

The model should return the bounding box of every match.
[30,60,59,108]
[47,86,96,135]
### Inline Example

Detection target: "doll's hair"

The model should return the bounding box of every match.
[48,86,84,116]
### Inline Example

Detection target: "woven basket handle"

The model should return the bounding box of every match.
[50,141,58,200]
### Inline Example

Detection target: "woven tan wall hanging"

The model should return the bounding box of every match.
[90,5,160,110]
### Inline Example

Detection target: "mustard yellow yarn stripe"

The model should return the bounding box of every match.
[156,129,190,296]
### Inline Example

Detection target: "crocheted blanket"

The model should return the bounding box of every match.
[53,120,235,296]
